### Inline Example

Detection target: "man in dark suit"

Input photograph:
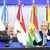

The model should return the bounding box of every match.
[0,23,18,47]
[39,21,50,46]
[33,21,50,46]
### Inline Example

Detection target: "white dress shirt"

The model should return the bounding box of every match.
[7,32,13,39]
[42,30,47,45]
[42,30,50,45]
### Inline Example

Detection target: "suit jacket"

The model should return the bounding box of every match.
[0,31,19,44]
[0,31,10,44]
[33,30,50,46]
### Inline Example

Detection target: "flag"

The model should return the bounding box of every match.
[0,19,5,31]
[26,5,42,46]
[26,5,37,46]
[33,6,38,30]
[33,6,42,43]
[48,5,50,29]
[46,5,48,21]
[26,32,34,47]
[35,31,42,43]
[17,6,26,33]
[1,4,8,28]
[0,2,8,31]
[45,5,50,29]
[14,6,27,45]
[28,5,37,40]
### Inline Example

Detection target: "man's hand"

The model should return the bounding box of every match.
[42,30,47,37]
[42,30,50,40]
[12,34,17,38]
[46,35,50,40]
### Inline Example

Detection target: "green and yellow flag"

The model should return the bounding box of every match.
[26,5,38,47]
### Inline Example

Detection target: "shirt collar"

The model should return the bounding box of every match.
[46,30,48,34]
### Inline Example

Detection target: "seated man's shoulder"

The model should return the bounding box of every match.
[48,30,50,33]
[0,31,5,35]
[0,30,7,34]
[0,31,3,34]
[2,30,6,32]
[48,30,50,31]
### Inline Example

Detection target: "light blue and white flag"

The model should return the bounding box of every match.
[1,0,8,28]
[35,31,42,43]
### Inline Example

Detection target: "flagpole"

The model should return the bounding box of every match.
[18,0,22,22]
[4,0,8,24]
[46,0,49,21]
[47,0,49,11]
[3,0,6,23]
[4,0,6,6]
[47,0,49,4]
[6,12,7,23]
[3,0,5,23]
[47,0,49,9]
[18,0,21,5]
[32,0,35,5]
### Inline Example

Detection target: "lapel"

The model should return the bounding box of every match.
[47,30,49,35]
[2,31,8,35]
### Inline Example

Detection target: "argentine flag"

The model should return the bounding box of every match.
[1,2,8,28]
[35,31,42,43]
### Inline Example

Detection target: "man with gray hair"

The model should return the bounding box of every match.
[6,23,17,39]
[0,23,18,47]
[37,21,50,46]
